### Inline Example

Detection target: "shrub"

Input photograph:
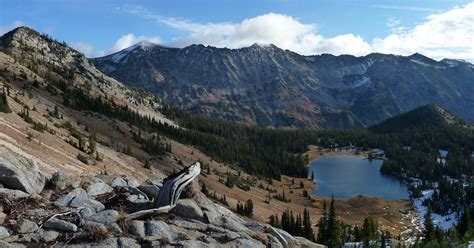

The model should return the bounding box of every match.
[77,153,88,164]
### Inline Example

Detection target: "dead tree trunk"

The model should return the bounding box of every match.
[127,162,201,220]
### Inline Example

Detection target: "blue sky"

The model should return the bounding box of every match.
[0,0,473,61]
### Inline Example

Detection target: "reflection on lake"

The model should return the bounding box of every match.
[309,155,409,199]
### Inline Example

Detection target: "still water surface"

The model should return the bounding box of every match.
[308,155,409,199]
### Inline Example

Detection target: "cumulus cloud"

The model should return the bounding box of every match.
[114,2,474,61]
[372,2,474,60]
[107,33,162,54]
[73,34,162,58]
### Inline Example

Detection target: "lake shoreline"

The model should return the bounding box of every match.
[307,151,410,200]
[304,145,371,165]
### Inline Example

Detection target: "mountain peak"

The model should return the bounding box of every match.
[248,43,278,50]
[407,52,438,65]
[8,26,34,34]
[132,40,159,51]
[1,26,40,45]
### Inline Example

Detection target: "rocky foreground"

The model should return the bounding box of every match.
[0,145,323,247]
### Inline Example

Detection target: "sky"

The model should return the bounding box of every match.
[0,0,473,61]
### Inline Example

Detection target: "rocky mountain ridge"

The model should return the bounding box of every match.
[93,41,474,128]
[0,27,174,127]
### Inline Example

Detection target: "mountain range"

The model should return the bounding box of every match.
[1,26,474,245]
[92,42,474,128]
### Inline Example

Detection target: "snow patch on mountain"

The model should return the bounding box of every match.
[110,41,157,63]
[414,189,459,231]
[350,76,372,88]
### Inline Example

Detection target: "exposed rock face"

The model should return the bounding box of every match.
[86,178,113,196]
[54,188,105,212]
[0,145,45,194]
[50,172,80,190]
[171,199,205,221]
[93,43,474,128]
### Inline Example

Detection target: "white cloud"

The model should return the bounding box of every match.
[371,4,441,12]
[73,34,162,58]
[314,34,371,56]
[72,42,96,57]
[372,2,474,60]
[114,2,474,61]
[107,33,162,54]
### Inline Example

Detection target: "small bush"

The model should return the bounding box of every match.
[77,153,88,164]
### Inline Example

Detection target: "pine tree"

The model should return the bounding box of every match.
[458,207,472,238]
[380,231,386,248]
[423,206,435,242]
[0,88,11,113]
[303,208,315,241]
[201,183,209,195]
[89,133,97,155]
[54,105,59,117]
[317,201,328,244]
[78,134,86,151]
[326,196,341,248]
[244,199,253,216]
[236,201,242,214]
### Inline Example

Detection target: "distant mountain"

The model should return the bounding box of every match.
[369,104,468,133]
[0,27,172,125]
[92,42,474,128]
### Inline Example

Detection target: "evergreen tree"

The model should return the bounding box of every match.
[201,183,209,195]
[89,133,97,155]
[0,88,11,113]
[326,196,342,248]
[317,201,328,244]
[380,231,386,248]
[244,199,253,216]
[78,134,86,151]
[457,207,472,238]
[423,206,435,242]
[303,208,315,241]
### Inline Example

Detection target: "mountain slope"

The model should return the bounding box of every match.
[369,104,468,133]
[92,43,474,128]
[0,27,174,127]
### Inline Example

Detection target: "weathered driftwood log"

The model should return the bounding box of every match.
[154,161,201,208]
[127,162,201,220]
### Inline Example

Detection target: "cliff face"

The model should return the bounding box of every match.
[93,43,474,128]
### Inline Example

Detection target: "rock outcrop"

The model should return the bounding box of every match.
[0,145,45,194]
[0,163,324,247]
